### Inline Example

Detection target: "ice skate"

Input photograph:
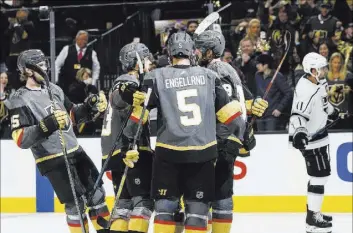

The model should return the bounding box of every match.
[306,210,332,233]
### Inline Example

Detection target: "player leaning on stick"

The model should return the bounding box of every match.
[6,49,109,233]
[289,52,343,233]
[100,42,154,233]
[123,32,243,233]
[194,30,268,233]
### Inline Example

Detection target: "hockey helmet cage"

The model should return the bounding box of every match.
[302,52,327,79]
[17,49,49,74]
[119,42,150,72]
[167,32,194,58]
[194,30,225,58]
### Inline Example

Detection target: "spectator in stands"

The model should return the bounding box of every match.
[55,30,100,94]
[234,37,258,96]
[5,7,34,90]
[326,52,353,129]
[318,41,330,60]
[267,3,296,80]
[341,22,353,44]
[237,18,270,57]
[221,48,234,64]
[301,3,338,54]
[0,72,14,138]
[67,67,98,104]
[254,54,293,131]
[186,20,198,37]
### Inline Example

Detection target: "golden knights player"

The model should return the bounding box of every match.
[7,50,109,233]
[100,42,154,233]
[289,52,342,233]
[194,30,268,233]
[123,32,243,233]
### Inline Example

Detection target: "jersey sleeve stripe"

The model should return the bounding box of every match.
[291,113,309,121]
[216,100,242,124]
[12,128,24,147]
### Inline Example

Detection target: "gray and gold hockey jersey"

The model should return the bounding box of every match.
[8,83,90,173]
[207,60,247,143]
[124,65,242,163]
[101,74,151,169]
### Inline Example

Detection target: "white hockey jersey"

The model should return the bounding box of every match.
[289,77,334,150]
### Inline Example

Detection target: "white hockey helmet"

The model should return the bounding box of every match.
[302,52,328,81]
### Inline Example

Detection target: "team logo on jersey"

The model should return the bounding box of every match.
[271,30,284,46]
[312,30,328,40]
[44,102,72,132]
[328,84,345,106]
[196,191,204,199]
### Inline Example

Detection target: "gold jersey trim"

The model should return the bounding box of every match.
[102,146,152,160]
[35,144,80,164]
[156,141,217,151]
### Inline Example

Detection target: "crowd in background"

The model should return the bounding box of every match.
[0,0,352,138]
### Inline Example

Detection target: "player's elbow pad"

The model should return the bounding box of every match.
[216,100,242,124]
[12,128,27,148]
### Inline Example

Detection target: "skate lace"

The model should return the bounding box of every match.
[314,212,325,223]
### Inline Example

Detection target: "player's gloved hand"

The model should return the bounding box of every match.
[246,98,268,117]
[131,105,149,124]
[243,123,256,151]
[117,81,139,105]
[292,127,308,150]
[328,107,340,121]
[132,91,146,107]
[96,91,108,112]
[39,110,68,137]
[123,150,139,168]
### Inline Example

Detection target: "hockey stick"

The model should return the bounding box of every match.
[249,31,292,127]
[97,52,150,229]
[194,11,220,36]
[25,63,87,233]
[86,52,147,206]
[97,87,152,229]
[310,112,350,139]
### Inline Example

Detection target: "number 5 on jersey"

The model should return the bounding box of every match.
[176,89,202,126]
[11,114,20,129]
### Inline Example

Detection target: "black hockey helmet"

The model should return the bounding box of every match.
[167,32,194,58]
[119,42,150,72]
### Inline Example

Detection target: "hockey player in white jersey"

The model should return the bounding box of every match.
[289,52,342,233]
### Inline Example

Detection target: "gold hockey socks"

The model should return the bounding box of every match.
[111,219,129,232]
[128,216,150,233]
[212,219,232,233]
[88,204,110,232]
[66,215,89,233]
[154,220,176,233]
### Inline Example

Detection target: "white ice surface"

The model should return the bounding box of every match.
[1,213,352,233]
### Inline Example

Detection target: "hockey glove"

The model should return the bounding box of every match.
[123,149,139,168]
[246,98,268,117]
[96,91,108,113]
[39,110,68,137]
[131,105,149,124]
[328,108,340,121]
[292,127,309,150]
[132,91,146,107]
[118,81,139,105]
[243,123,256,151]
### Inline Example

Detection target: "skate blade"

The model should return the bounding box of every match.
[306,224,332,233]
